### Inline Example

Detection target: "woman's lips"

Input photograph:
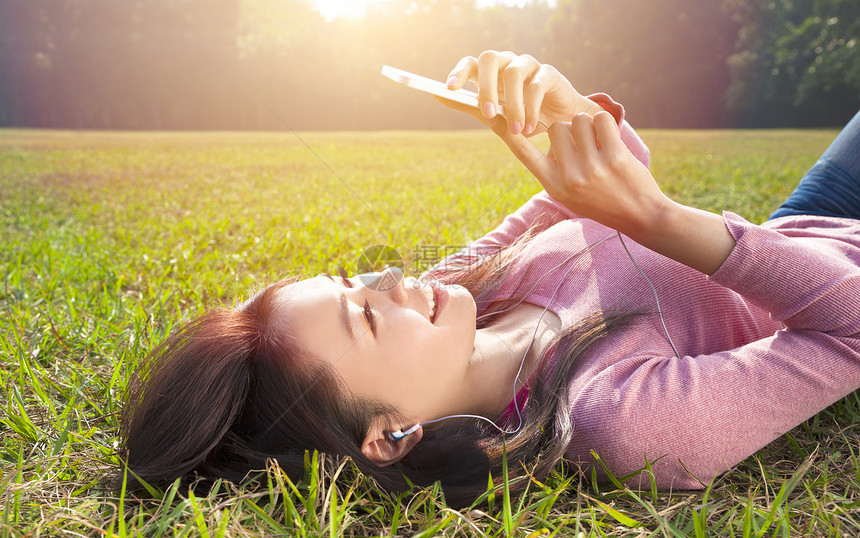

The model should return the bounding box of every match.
[432,284,448,323]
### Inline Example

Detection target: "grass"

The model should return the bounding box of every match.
[2,126,859,536]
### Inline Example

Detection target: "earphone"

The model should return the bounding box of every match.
[388,231,680,441]
[389,424,421,441]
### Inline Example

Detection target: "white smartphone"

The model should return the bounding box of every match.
[381,65,506,117]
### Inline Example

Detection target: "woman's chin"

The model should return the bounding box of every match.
[449,284,478,322]
[437,284,477,328]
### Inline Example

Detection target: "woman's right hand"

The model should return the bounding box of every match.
[443,50,603,136]
[516,113,737,275]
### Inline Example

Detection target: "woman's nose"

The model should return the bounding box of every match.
[358,267,408,303]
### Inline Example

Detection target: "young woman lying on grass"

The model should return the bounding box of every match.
[118,51,860,507]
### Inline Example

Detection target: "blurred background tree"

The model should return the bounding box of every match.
[723,0,859,127]
[0,0,857,129]
[546,0,738,127]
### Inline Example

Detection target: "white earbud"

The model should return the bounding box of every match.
[389,423,420,441]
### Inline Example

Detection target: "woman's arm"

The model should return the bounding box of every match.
[567,215,860,489]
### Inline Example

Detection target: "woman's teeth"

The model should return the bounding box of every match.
[424,286,437,320]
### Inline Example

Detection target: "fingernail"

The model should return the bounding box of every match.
[482,102,496,118]
[511,122,522,135]
[446,75,458,87]
[524,123,534,135]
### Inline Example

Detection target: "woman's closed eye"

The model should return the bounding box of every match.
[332,267,374,335]
[363,299,377,336]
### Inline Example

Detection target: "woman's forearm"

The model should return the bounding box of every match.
[625,196,737,276]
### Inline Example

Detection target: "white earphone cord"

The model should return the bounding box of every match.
[397,231,679,438]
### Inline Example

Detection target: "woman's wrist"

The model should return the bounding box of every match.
[632,199,737,276]
[577,95,606,117]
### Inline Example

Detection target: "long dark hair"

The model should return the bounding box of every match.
[119,277,393,491]
[118,230,637,507]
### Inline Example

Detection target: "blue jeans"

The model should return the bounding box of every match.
[768,110,860,221]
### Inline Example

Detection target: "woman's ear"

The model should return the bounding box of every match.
[361,417,423,467]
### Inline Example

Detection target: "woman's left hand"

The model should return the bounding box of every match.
[439,51,603,137]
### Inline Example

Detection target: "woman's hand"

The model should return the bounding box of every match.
[510,111,736,275]
[536,112,667,234]
[441,51,603,136]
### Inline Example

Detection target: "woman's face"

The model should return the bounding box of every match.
[271,269,477,421]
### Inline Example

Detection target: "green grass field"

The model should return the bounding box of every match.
[2,127,859,536]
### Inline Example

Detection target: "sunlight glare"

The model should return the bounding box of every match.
[314,0,371,21]
[313,0,558,21]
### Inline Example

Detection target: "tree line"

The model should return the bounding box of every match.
[1,0,857,130]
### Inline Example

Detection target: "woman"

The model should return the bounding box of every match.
[119,51,860,507]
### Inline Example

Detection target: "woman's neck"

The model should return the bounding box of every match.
[465,303,562,417]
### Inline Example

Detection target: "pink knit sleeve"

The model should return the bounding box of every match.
[566,214,860,489]
[469,94,650,252]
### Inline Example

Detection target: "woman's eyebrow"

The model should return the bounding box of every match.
[339,291,355,342]
[322,273,356,342]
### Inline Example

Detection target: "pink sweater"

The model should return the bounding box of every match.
[464,95,860,489]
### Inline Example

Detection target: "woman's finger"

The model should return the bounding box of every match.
[571,113,598,160]
[501,54,540,134]
[446,56,477,90]
[498,127,556,186]
[510,138,556,186]
[477,50,513,119]
[523,67,550,135]
[544,122,578,199]
[592,110,623,153]
[547,121,576,163]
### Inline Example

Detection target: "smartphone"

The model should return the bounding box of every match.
[381,65,506,117]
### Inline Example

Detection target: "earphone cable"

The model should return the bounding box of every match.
[416,232,616,435]
[408,230,680,438]
[616,232,680,358]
